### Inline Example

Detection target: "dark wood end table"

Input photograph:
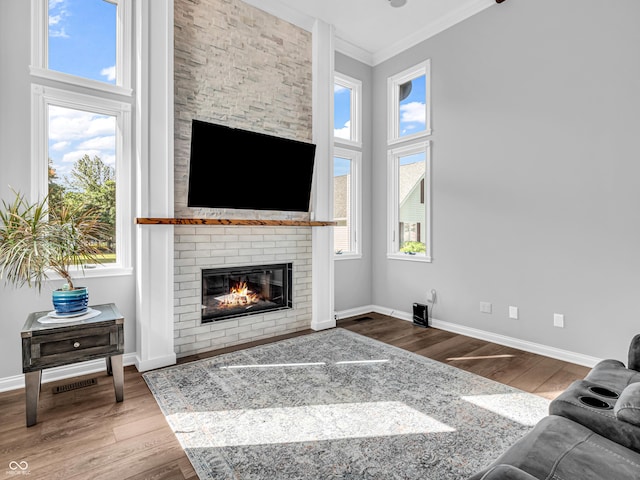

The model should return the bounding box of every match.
[20,303,125,427]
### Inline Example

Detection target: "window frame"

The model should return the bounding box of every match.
[333,147,362,259]
[30,0,133,97]
[387,59,431,145]
[29,0,134,277]
[334,72,362,148]
[387,140,432,263]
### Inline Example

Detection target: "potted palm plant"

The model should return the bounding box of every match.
[0,190,109,316]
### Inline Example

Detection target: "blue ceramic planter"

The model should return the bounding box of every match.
[52,287,89,315]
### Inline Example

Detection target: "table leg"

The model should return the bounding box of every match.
[25,370,42,427]
[110,354,124,402]
[106,356,113,376]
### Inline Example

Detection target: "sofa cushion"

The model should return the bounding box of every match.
[615,382,640,427]
[479,464,538,480]
[628,334,640,371]
[585,358,640,390]
[549,379,640,453]
[467,415,640,480]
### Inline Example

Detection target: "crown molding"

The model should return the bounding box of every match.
[371,0,495,65]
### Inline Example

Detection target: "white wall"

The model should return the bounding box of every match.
[0,0,137,383]
[333,52,374,312]
[370,0,640,361]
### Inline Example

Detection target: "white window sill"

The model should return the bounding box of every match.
[30,67,133,98]
[387,129,432,147]
[334,253,363,260]
[387,253,432,263]
[44,266,134,282]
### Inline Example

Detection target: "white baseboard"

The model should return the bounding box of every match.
[312,317,337,331]
[335,305,602,368]
[0,353,138,393]
[135,353,178,373]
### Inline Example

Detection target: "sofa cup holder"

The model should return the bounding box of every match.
[578,395,613,410]
[587,385,619,399]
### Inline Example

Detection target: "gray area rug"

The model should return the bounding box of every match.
[143,328,549,479]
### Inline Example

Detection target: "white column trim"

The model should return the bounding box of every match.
[311,19,336,331]
[134,0,176,371]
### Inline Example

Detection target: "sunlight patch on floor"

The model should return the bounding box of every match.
[446,354,515,361]
[169,401,455,448]
[460,393,549,427]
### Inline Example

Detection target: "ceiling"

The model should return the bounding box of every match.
[243,0,497,66]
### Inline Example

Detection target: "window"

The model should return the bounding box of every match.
[334,72,362,148]
[31,0,132,95]
[333,148,361,257]
[387,60,431,144]
[387,141,431,262]
[30,0,133,274]
[333,72,362,258]
[387,60,432,262]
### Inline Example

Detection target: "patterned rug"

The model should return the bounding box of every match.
[143,328,549,479]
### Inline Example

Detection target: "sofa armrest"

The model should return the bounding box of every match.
[480,465,538,480]
[628,334,640,371]
[615,382,640,427]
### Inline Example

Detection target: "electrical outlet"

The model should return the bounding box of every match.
[427,289,437,304]
[480,302,492,314]
[509,306,518,319]
[554,313,564,328]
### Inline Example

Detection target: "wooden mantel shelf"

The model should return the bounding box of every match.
[136,218,337,227]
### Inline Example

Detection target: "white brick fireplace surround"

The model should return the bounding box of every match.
[174,225,313,357]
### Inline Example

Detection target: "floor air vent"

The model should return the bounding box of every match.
[53,378,98,394]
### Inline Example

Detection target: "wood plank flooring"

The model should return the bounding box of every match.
[0,313,591,479]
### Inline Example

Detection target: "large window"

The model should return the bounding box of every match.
[334,73,362,258]
[30,0,133,273]
[387,60,432,262]
[387,142,431,262]
[333,148,361,257]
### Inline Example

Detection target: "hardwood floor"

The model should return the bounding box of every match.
[0,314,590,479]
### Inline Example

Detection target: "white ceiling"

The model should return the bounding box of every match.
[243,0,497,66]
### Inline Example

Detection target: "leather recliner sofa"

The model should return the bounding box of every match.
[466,335,640,480]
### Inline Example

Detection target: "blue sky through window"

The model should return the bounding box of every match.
[334,156,351,177]
[399,75,426,137]
[334,84,351,139]
[48,0,116,84]
[48,106,116,182]
[47,0,117,184]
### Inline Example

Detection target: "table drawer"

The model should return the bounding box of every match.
[23,325,123,371]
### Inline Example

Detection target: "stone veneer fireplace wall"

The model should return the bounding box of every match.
[172,0,315,357]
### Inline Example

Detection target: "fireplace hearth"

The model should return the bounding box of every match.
[201,263,292,322]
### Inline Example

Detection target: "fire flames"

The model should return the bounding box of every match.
[219,281,259,306]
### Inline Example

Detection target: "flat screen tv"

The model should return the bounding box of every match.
[187,120,316,212]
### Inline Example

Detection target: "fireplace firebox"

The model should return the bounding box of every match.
[201,263,292,322]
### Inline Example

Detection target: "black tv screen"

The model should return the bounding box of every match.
[187,120,316,212]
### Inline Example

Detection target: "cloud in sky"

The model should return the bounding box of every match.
[78,135,116,152]
[400,101,426,125]
[334,120,351,140]
[49,106,115,141]
[48,106,116,177]
[48,0,70,38]
[50,140,70,151]
[100,65,116,81]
